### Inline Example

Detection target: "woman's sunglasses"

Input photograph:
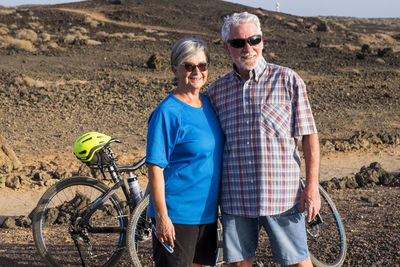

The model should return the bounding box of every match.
[227,35,262,49]
[181,62,209,72]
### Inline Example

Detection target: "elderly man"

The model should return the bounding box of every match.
[207,12,321,267]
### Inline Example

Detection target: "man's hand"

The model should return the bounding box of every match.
[300,182,320,222]
[301,133,321,222]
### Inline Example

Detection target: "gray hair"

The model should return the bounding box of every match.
[221,12,262,42]
[170,38,210,67]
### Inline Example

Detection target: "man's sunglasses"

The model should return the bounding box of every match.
[227,35,262,49]
[181,62,209,72]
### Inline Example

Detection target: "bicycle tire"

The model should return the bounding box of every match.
[126,195,154,267]
[307,185,347,267]
[32,176,127,267]
[127,195,224,267]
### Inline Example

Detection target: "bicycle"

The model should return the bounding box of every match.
[32,133,346,267]
[32,133,148,267]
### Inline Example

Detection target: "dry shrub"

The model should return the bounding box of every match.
[40,32,51,42]
[0,35,13,48]
[23,76,46,88]
[0,26,9,35]
[324,44,343,51]
[357,33,396,47]
[375,58,385,64]
[155,32,167,37]
[125,32,135,38]
[0,8,16,15]
[267,52,276,60]
[375,33,397,44]
[28,22,42,29]
[47,41,59,49]
[86,39,101,45]
[96,31,108,38]
[332,22,347,31]
[144,29,157,34]
[84,17,99,28]
[14,76,45,88]
[16,29,38,42]
[285,22,299,30]
[64,32,88,45]
[350,68,361,75]
[129,35,156,42]
[68,26,88,35]
[95,31,135,41]
[109,32,124,38]
[344,43,359,51]
[10,39,36,52]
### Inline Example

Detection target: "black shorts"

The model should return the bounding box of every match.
[152,221,218,267]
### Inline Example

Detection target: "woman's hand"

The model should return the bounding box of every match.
[155,215,176,248]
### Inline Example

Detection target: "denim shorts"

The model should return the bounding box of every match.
[221,204,309,265]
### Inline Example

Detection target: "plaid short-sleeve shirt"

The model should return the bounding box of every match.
[207,57,317,217]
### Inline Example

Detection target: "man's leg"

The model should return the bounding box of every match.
[229,257,254,267]
[221,213,259,265]
[261,204,310,266]
[287,256,313,267]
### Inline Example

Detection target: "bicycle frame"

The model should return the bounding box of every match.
[75,139,146,234]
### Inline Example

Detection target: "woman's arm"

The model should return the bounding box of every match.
[147,163,176,248]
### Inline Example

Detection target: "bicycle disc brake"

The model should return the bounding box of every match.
[69,216,94,266]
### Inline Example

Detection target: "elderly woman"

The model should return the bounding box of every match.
[145,38,224,266]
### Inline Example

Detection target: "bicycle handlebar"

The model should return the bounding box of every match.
[116,157,146,172]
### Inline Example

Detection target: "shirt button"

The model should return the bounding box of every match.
[247,142,250,145]
[249,161,252,164]
[246,120,249,124]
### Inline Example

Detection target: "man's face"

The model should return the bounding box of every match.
[225,22,263,73]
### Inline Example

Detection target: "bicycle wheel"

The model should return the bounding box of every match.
[307,185,347,267]
[126,195,154,266]
[32,176,127,267]
[127,195,224,267]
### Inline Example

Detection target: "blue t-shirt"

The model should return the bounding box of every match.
[146,93,224,224]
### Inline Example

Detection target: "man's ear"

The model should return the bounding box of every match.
[223,42,230,56]
[171,65,177,74]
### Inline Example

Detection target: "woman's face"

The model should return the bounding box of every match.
[173,51,208,91]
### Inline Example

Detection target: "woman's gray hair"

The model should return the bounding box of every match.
[221,12,262,42]
[170,38,210,67]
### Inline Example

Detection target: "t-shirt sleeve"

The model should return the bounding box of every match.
[145,106,180,168]
[290,71,318,139]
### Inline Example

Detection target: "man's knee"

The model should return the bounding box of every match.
[229,257,254,267]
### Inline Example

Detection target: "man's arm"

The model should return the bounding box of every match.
[300,133,321,222]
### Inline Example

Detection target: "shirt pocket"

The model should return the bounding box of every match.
[260,103,291,137]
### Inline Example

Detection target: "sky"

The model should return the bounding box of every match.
[1,0,399,18]
[225,0,400,18]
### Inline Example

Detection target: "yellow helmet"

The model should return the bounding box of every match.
[73,132,111,163]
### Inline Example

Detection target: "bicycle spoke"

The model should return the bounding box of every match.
[33,177,127,267]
